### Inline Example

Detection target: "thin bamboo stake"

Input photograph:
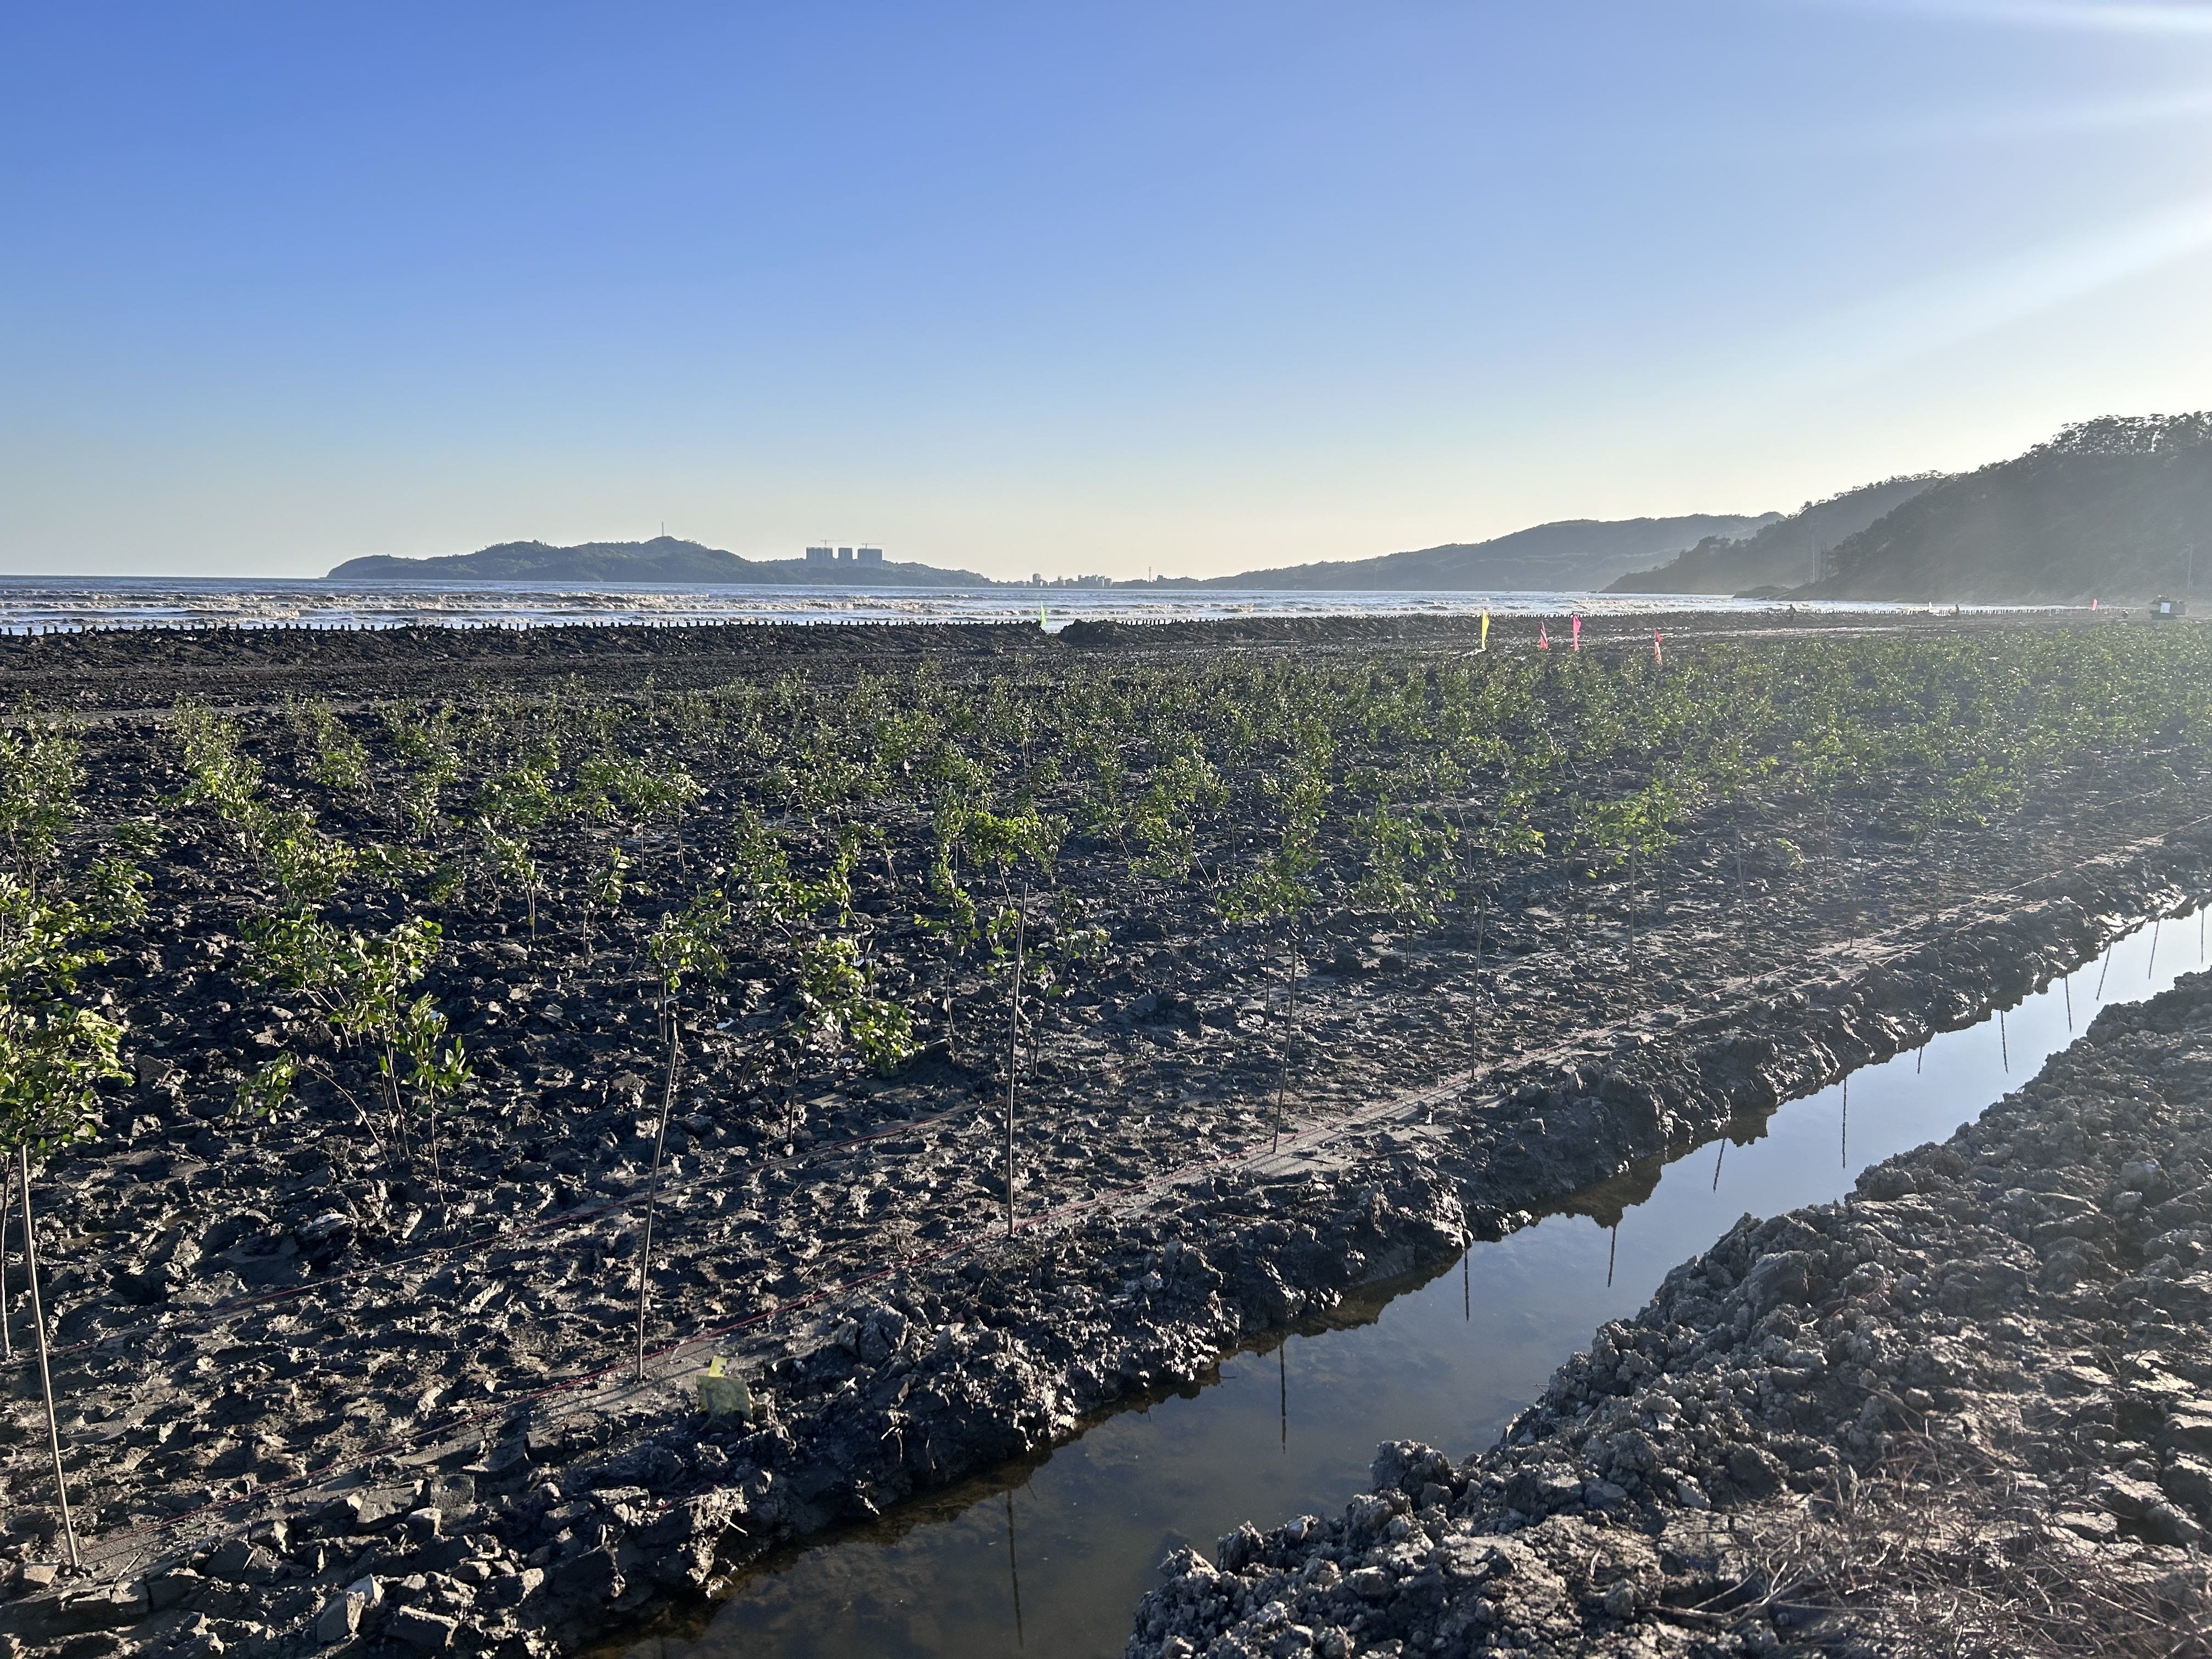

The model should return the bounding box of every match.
[634,1032,685,1383]
[1627,849,1638,970]
[1735,834,1746,949]
[0,1171,12,1361]
[20,1148,79,1567]
[1273,928,1298,1154]
[1005,886,1027,1238]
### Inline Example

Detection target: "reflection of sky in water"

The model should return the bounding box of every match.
[0,575,2032,634]
[605,911,2205,1659]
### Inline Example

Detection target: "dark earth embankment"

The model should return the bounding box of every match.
[1127,966,2212,1659]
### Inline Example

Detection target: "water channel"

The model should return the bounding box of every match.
[603,905,2209,1659]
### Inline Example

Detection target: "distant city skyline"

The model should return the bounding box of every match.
[4,2,2210,583]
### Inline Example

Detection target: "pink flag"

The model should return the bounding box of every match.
[1571,615,1582,651]
[1538,622,1549,650]
[2091,598,2099,610]
[1654,629,1663,667]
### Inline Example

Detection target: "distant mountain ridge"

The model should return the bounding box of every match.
[1192,514,1779,591]
[1802,414,2212,602]
[330,519,1785,595]
[1606,477,1944,596]
[326,536,994,588]
[323,417,2212,602]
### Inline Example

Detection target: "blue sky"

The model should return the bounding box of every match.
[4,1,2211,580]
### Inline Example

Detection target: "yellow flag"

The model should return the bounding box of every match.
[1480,611,1490,651]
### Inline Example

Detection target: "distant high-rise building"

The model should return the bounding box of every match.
[804,545,833,565]
[837,546,853,561]
[857,546,884,565]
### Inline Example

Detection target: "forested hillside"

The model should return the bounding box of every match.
[1608,475,1940,595]
[1802,414,2212,602]
[1197,514,1776,591]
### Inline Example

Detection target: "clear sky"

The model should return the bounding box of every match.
[4,1,2211,582]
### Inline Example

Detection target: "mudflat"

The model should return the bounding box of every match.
[0,610,2207,1659]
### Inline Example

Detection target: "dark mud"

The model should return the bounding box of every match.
[7,849,2209,1659]
[1127,968,2212,1658]
[0,613,2205,1659]
[0,606,2112,714]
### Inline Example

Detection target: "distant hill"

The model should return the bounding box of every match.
[1192,515,1779,592]
[1607,476,1943,596]
[1797,414,2212,602]
[326,536,995,588]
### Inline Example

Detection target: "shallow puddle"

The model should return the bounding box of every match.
[603,905,2208,1659]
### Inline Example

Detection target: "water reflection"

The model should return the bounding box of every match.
[1004,1491,1024,1650]
[601,906,2203,1659]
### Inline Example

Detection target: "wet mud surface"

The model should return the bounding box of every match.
[1129,962,2212,1656]
[0,613,2207,1659]
[0,606,2112,714]
[588,909,2205,1659]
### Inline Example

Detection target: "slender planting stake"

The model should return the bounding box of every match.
[1628,858,1645,973]
[0,1172,12,1361]
[1273,928,1299,1154]
[1735,836,1746,950]
[635,1035,685,1383]
[1003,887,1028,1237]
[20,1148,78,1567]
